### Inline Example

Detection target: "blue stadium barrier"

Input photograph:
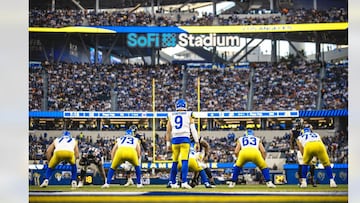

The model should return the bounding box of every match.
[284,163,348,184]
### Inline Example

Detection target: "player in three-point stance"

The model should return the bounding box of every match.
[229,129,276,188]
[290,118,317,186]
[296,125,337,188]
[102,129,143,188]
[121,125,148,187]
[40,131,79,188]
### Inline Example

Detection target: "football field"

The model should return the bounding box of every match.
[29,184,348,203]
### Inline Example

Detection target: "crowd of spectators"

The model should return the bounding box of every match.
[29,7,347,27]
[321,63,348,110]
[29,61,348,112]
[252,60,320,111]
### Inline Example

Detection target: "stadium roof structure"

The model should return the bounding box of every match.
[29,23,348,64]
[30,0,244,10]
[29,0,348,63]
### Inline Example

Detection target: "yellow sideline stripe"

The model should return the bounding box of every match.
[180,22,348,33]
[29,195,348,203]
[29,27,116,33]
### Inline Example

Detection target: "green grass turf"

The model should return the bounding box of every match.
[29,184,348,193]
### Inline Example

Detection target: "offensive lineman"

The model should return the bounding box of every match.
[290,118,317,187]
[177,135,215,188]
[229,129,276,188]
[189,137,216,187]
[102,129,143,188]
[40,131,79,188]
[296,125,337,188]
[121,125,148,187]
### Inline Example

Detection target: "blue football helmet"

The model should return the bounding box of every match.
[129,125,138,134]
[244,129,254,137]
[62,131,71,137]
[175,99,187,110]
[125,129,134,136]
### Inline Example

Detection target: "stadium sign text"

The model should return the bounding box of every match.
[178,33,241,47]
[127,33,241,48]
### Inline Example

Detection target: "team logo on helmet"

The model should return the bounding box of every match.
[175,99,187,110]
[62,131,71,137]
[125,129,134,136]
[129,125,138,133]
[244,129,254,137]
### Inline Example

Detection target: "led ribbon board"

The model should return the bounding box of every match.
[29,110,347,118]
[29,22,348,34]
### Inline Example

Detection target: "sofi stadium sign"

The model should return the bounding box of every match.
[127,33,241,48]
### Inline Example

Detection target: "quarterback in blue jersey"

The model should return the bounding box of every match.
[166,99,199,189]
[102,129,143,188]
[296,125,337,188]
[40,131,79,188]
[229,129,276,188]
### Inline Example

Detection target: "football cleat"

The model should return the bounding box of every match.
[330,179,338,188]
[266,181,276,188]
[181,182,192,189]
[205,183,215,188]
[228,182,236,188]
[170,183,180,189]
[166,183,171,188]
[124,178,134,187]
[71,180,77,188]
[101,183,110,189]
[300,179,307,188]
[77,181,83,188]
[137,184,144,188]
[40,179,48,188]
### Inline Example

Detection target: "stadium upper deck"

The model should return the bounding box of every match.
[29,0,347,11]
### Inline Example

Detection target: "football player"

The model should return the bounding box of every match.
[166,99,199,189]
[177,136,215,188]
[229,129,276,188]
[40,131,79,188]
[290,118,317,187]
[296,126,337,188]
[121,125,148,187]
[77,146,106,187]
[102,129,143,188]
[189,137,216,187]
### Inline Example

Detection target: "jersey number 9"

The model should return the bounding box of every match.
[174,115,183,129]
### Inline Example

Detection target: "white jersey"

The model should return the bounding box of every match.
[168,111,192,138]
[238,136,260,149]
[297,131,322,147]
[116,135,139,149]
[53,136,76,152]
